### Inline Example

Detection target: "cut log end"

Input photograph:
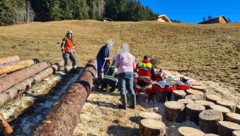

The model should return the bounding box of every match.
[178,99,194,105]
[210,105,230,114]
[172,90,187,101]
[205,93,222,103]
[195,100,215,109]
[233,130,240,136]
[185,94,204,101]
[218,121,240,136]
[139,119,166,136]
[178,127,205,136]
[225,112,240,125]
[164,101,185,122]
[216,99,236,112]
[186,89,204,95]
[139,112,162,121]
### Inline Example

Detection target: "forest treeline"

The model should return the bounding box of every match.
[0,0,158,25]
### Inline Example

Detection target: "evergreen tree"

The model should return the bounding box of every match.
[48,0,62,20]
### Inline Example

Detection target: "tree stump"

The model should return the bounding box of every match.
[139,112,162,121]
[233,130,240,136]
[172,90,186,101]
[195,100,215,109]
[186,89,205,96]
[225,112,240,125]
[236,105,240,114]
[210,105,230,119]
[139,119,166,136]
[218,121,240,136]
[164,101,185,122]
[178,127,205,136]
[205,93,222,104]
[185,94,204,101]
[191,85,208,93]
[199,109,223,133]
[216,99,236,112]
[186,103,205,124]
[204,134,220,136]
[178,99,195,106]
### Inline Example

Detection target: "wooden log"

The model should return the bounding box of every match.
[0,62,50,93]
[0,55,20,65]
[206,93,222,104]
[195,100,215,109]
[191,85,208,93]
[199,109,223,133]
[0,59,38,75]
[178,99,195,106]
[216,99,236,112]
[185,94,204,101]
[225,112,240,125]
[236,105,240,114]
[186,89,205,97]
[210,105,231,119]
[172,90,186,101]
[32,60,96,136]
[178,127,205,136]
[233,130,240,136]
[0,94,10,107]
[0,113,13,136]
[186,103,205,124]
[139,119,166,136]
[139,112,162,121]
[164,101,185,122]
[204,134,219,136]
[218,121,240,136]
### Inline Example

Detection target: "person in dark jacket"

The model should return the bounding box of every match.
[96,39,114,80]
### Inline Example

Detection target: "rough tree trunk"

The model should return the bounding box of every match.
[199,109,223,133]
[236,105,240,114]
[164,101,185,122]
[172,90,186,101]
[210,105,230,119]
[0,59,37,75]
[225,112,240,125]
[0,55,20,65]
[218,121,240,136]
[186,103,205,124]
[139,119,166,136]
[32,60,96,136]
[0,62,50,93]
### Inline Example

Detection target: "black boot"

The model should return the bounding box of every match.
[120,94,127,110]
[131,94,136,109]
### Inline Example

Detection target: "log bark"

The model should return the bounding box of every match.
[164,101,185,122]
[195,100,215,109]
[0,61,63,107]
[233,130,240,136]
[210,105,231,119]
[218,121,240,136]
[186,103,205,124]
[178,127,205,136]
[0,113,13,136]
[32,60,96,136]
[185,94,204,101]
[216,99,236,112]
[139,119,166,136]
[205,93,222,104]
[199,109,223,133]
[225,113,240,125]
[0,55,20,65]
[237,105,240,114]
[139,112,162,121]
[0,62,50,93]
[172,90,186,101]
[0,59,38,75]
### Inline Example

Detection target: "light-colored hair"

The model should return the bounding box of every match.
[118,43,130,54]
[106,39,114,49]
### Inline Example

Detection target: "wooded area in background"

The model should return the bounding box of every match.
[0,0,158,25]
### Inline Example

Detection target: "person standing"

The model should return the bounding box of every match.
[96,39,114,80]
[114,43,136,109]
[61,30,77,72]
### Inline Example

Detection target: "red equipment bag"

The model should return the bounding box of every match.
[152,83,176,93]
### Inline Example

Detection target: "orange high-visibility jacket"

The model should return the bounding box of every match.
[63,37,74,52]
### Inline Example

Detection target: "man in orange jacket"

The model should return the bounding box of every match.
[61,30,77,72]
[134,55,156,99]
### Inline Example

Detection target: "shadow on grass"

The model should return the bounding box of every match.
[86,99,120,110]
[107,125,139,136]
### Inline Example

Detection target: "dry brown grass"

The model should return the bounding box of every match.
[0,20,239,86]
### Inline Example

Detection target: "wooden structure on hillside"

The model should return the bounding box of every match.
[157,15,172,23]
[199,16,228,24]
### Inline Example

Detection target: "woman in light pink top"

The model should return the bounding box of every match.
[114,43,136,109]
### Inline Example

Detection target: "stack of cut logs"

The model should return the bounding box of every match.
[139,83,240,136]
[0,55,97,136]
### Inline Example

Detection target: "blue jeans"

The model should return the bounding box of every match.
[118,72,135,95]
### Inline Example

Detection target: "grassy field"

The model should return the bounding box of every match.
[0,20,239,87]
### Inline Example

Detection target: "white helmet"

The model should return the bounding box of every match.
[66,30,73,35]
